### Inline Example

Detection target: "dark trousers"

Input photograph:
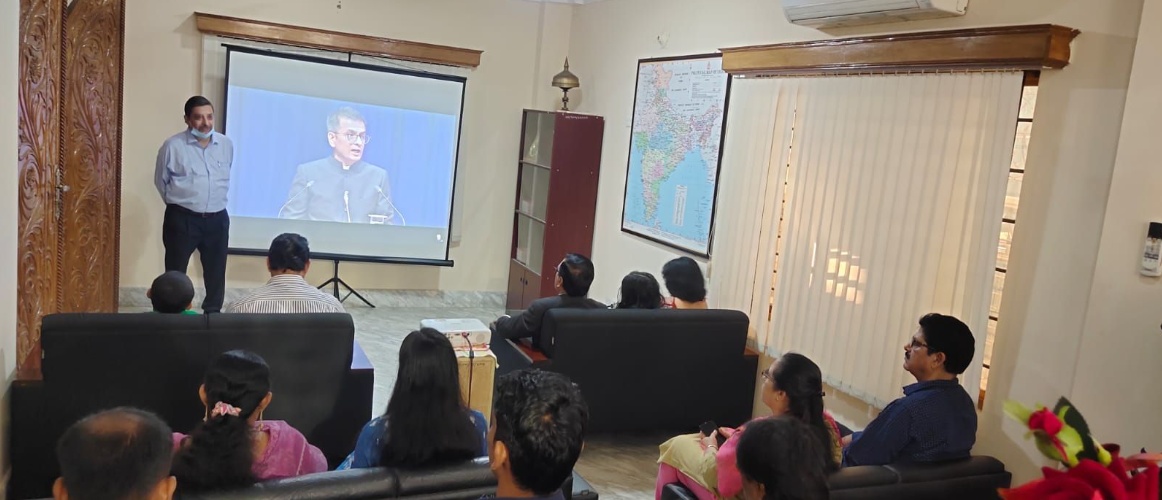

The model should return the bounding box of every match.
[162,204,229,312]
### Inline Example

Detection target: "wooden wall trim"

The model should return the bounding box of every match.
[194,12,483,68]
[720,25,1080,76]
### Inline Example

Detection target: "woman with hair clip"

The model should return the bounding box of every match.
[656,353,841,500]
[171,350,327,491]
[339,328,487,469]
[735,417,832,500]
[613,271,664,309]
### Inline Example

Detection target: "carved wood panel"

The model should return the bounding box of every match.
[17,0,64,377]
[58,0,124,313]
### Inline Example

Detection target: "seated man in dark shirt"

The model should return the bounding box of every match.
[842,313,978,466]
[492,253,605,343]
[488,369,588,500]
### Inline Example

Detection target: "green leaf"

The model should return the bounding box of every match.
[1055,397,1100,462]
[1004,400,1035,424]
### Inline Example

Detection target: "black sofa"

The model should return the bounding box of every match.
[178,458,598,500]
[495,308,758,433]
[661,456,1011,500]
[9,313,374,500]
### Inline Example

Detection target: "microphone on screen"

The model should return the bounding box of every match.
[277,181,314,218]
[374,186,407,226]
[343,190,351,223]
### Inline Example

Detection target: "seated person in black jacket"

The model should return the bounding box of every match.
[491,253,605,346]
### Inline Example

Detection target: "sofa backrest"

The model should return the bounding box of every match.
[181,458,588,500]
[40,313,354,445]
[540,308,753,432]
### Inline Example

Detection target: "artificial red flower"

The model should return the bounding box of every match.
[1000,448,1159,500]
[1029,408,1065,436]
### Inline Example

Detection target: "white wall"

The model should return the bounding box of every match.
[121,0,572,291]
[569,0,1145,482]
[1071,0,1162,457]
[2,0,20,484]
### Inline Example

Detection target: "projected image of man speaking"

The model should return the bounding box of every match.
[279,107,398,224]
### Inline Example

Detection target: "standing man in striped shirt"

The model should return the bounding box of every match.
[155,96,233,313]
[226,233,346,314]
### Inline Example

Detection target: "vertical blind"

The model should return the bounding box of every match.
[712,72,1023,407]
[708,79,796,343]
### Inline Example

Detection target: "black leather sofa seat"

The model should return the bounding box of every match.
[495,308,759,433]
[661,456,1010,500]
[179,458,598,500]
[8,313,374,500]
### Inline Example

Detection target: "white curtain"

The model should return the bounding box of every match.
[714,72,1023,407]
[708,78,797,344]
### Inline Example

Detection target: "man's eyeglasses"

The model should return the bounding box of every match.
[908,339,930,351]
[333,131,371,144]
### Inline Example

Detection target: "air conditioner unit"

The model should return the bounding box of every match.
[782,0,968,28]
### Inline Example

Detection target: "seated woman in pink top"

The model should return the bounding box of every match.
[656,353,841,500]
[171,350,327,492]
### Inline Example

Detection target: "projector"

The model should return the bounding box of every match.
[419,318,492,351]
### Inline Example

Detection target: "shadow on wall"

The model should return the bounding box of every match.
[1,348,12,480]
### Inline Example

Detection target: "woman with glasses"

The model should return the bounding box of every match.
[655,353,841,500]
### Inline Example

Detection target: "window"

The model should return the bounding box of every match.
[979,76,1038,407]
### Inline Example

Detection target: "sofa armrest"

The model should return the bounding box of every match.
[886,456,1008,484]
[660,483,698,500]
[571,471,598,500]
[352,340,373,371]
[513,338,547,362]
[828,465,900,490]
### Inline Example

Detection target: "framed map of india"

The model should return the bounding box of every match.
[620,54,731,257]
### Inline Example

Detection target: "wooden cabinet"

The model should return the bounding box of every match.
[506,110,604,311]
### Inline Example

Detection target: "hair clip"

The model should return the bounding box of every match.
[210,401,242,418]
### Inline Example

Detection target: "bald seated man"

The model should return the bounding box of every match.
[54,407,177,500]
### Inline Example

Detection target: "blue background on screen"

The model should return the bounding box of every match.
[225,86,458,228]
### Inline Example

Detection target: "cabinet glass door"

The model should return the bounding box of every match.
[521,112,556,168]
[515,214,545,275]
[518,162,551,221]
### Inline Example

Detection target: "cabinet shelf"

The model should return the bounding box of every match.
[511,258,541,277]
[520,160,551,171]
[516,210,547,224]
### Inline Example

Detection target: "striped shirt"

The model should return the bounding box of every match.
[226,274,346,314]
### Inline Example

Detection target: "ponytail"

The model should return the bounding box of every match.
[171,406,257,490]
[172,350,271,492]
[773,353,839,472]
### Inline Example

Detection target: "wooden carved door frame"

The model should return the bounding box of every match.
[17,0,64,380]
[17,0,124,379]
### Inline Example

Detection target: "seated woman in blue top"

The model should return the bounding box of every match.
[340,328,487,469]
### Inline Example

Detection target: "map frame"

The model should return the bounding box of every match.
[619,53,732,258]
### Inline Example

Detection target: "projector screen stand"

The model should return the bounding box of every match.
[317,259,375,308]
